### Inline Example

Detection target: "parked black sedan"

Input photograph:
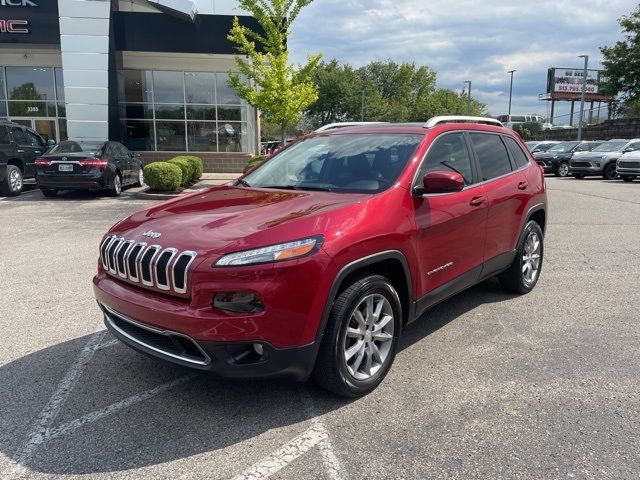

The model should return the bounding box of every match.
[35,141,143,197]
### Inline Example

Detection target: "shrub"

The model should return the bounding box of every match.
[167,158,194,186]
[181,156,204,181]
[144,162,182,192]
[244,155,266,172]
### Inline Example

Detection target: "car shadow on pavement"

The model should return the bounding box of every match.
[0,279,515,476]
[1,187,145,203]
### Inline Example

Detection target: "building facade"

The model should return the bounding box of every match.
[0,0,260,161]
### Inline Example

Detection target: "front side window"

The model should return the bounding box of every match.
[243,134,423,193]
[548,142,578,153]
[25,130,44,147]
[593,141,628,152]
[503,136,530,168]
[416,133,473,185]
[469,133,513,181]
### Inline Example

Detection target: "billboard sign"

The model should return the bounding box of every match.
[547,68,608,95]
[0,0,59,44]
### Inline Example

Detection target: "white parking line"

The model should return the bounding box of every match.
[96,338,120,351]
[8,331,106,477]
[44,375,195,442]
[231,425,329,480]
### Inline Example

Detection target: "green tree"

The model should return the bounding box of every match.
[227,0,322,143]
[601,4,640,116]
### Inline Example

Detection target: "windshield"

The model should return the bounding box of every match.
[48,141,103,155]
[242,134,423,193]
[548,142,579,153]
[592,141,628,152]
[534,144,556,152]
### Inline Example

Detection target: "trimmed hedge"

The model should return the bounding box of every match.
[144,162,182,192]
[182,156,204,181]
[167,158,194,186]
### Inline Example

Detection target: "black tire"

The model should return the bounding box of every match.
[603,163,617,180]
[132,166,144,187]
[40,188,57,198]
[499,220,544,294]
[573,174,585,179]
[621,175,636,182]
[554,161,570,177]
[312,273,402,397]
[109,173,122,197]
[0,164,23,197]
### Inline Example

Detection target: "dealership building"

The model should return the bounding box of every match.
[0,0,261,170]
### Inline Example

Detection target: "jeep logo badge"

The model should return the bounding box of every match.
[143,230,162,239]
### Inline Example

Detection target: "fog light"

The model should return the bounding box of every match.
[253,344,264,356]
[213,292,264,313]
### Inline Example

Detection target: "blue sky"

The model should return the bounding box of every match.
[288,0,637,124]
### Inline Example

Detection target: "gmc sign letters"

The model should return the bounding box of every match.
[0,19,29,33]
[0,0,38,6]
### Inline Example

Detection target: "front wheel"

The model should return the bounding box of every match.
[499,220,544,294]
[312,274,401,397]
[109,173,122,197]
[555,161,570,177]
[603,163,617,180]
[133,167,144,187]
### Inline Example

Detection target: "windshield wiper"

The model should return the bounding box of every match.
[262,185,334,192]
[236,179,252,188]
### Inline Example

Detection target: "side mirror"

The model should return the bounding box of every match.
[46,138,56,146]
[623,148,634,153]
[532,148,541,153]
[414,170,465,196]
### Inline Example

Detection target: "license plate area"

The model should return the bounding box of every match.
[58,164,74,172]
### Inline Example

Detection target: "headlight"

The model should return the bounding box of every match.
[215,236,324,266]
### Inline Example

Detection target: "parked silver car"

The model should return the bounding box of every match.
[570,139,640,180]
[616,150,640,182]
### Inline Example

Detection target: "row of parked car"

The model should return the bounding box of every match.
[0,120,144,197]
[525,139,640,181]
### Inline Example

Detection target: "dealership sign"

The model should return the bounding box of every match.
[547,68,608,95]
[0,0,58,43]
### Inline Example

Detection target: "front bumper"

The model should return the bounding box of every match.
[100,302,319,381]
[569,164,603,175]
[535,160,554,173]
[616,166,640,176]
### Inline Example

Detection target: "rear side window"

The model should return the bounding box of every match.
[417,132,474,185]
[469,133,513,181]
[0,126,9,145]
[11,127,29,146]
[503,136,530,168]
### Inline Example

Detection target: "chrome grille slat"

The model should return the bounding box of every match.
[101,237,197,295]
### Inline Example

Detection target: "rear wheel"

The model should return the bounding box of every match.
[621,175,636,182]
[555,161,570,177]
[499,220,544,294]
[0,165,23,197]
[40,188,57,198]
[312,274,401,397]
[603,163,617,180]
[109,173,122,197]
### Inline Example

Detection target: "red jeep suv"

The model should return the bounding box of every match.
[93,117,547,397]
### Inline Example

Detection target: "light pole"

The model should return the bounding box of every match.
[464,81,472,115]
[577,55,589,141]
[508,70,516,117]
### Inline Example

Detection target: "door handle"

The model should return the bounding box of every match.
[470,196,486,207]
[17,149,24,153]
[518,181,529,190]
[34,150,42,154]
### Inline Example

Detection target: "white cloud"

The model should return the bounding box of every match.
[289,0,636,120]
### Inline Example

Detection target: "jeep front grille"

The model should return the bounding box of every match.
[99,235,197,295]
[619,161,640,169]
[571,161,591,168]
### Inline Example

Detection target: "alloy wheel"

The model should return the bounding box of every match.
[114,175,122,195]
[557,162,569,177]
[342,294,395,381]
[9,168,22,193]
[522,231,541,284]
[138,168,144,186]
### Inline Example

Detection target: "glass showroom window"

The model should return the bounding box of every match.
[119,69,249,152]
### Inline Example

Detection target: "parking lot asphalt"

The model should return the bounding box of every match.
[1,177,640,479]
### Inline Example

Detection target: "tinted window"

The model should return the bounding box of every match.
[470,133,513,181]
[626,142,640,151]
[11,127,28,145]
[25,130,45,147]
[0,126,9,144]
[504,136,530,168]
[593,141,627,152]
[417,133,474,185]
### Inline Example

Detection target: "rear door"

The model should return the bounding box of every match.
[104,142,124,181]
[10,127,44,179]
[116,143,133,183]
[469,132,528,264]
[412,132,488,297]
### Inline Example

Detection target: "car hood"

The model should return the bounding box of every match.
[108,186,370,257]
[573,151,621,161]
[535,152,571,160]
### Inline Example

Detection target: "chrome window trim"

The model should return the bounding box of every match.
[172,251,198,294]
[154,248,178,291]
[100,303,211,366]
[126,242,146,282]
[116,240,134,278]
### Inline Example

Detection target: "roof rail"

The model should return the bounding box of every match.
[424,116,504,128]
